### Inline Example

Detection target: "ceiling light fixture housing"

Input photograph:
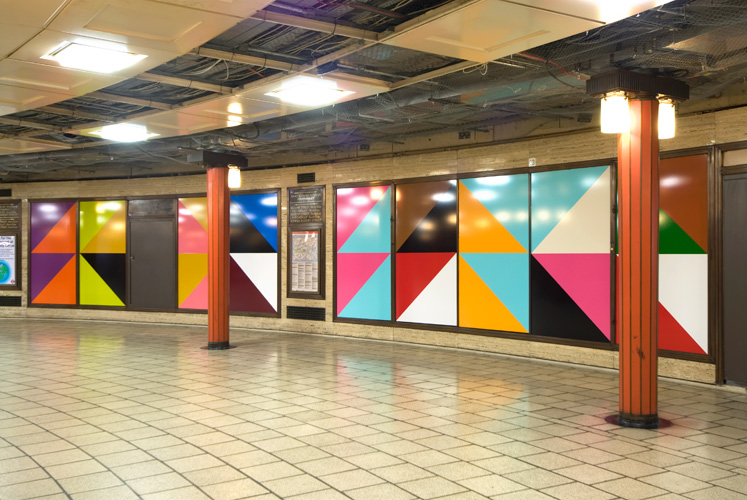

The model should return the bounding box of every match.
[265,76,355,106]
[90,124,159,142]
[41,42,148,74]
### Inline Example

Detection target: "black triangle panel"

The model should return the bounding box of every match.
[80,253,127,304]
[230,203,276,254]
[530,256,609,343]
[397,184,457,253]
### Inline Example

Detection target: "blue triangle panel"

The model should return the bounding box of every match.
[339,255,391,321]
[231,193,278,251]
[461,253,529,331]
[460,174,529,250]
[530,166,608,252]
[339,188,391,254]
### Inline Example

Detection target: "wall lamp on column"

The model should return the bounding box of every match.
[228,165,241,189]
[587,69,688,139]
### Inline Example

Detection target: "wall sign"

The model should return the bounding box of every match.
[291,230,320,293]
[0,235,16,286]
[0,200,20,231]
[289,187,324,224]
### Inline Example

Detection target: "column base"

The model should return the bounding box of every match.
[203,341,235,350]
[605,413,672,429]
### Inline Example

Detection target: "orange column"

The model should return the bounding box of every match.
[615,98,662,428]
[207,166,230,349]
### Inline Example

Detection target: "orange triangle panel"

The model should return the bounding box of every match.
[33,205,77,254]
[459,183,526,253]
[32,256,76,305]
[459,256,526,332]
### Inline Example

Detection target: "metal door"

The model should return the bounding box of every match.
[129,218,176,309]
[723,173,747,385]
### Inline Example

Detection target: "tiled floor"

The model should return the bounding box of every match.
[1,319,746,500]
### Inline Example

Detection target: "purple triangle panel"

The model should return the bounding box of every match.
[30,202,75,251]
[30,253,75,301]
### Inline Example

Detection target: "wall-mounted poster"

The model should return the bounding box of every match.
[30,201,77,303]
[0,235,16,286]
[291,230,319,293]
[79,200,127,307]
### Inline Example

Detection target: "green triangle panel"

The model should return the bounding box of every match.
[659,209,706,254]
[79,254,125,306]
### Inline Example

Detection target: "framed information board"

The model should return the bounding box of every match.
[287,186,325,299]
[0,200,21,289]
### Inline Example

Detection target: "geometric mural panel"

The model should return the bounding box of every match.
[30,201,77,305]
[178,198,207,309]
[78,201,126,307]
[658,154,709,355]
[336,185,392,321]
[396,252,456,326]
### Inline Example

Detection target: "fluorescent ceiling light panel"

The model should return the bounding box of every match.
[90,124,159,142]
[265,76,354,106]
[41,42,147,74]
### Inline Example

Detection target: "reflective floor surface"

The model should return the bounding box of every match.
[1,319,747,500]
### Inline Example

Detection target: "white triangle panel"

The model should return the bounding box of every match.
[398,254,457,326]
[231,253,278,311]
[659,254,708,354]
[534,167,611,254]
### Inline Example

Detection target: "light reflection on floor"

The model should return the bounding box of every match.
[1,319,746,500]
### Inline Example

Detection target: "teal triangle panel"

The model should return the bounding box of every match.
[339,188,391,254]
[461,253,529,331]
[460,174,529,250]
[531,166,608,252]
[339,255,391,321]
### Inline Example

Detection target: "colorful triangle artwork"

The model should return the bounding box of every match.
[231,193,278,251]
[33,205,77,254]
[458,182,526,253]
[79,255,124,306]
[230,202,277,253]
[659,253,708,354]
[30,253,75,302]
[397,254,456,325]
[179,198,208,232]
[80,254,126,304]
[459,175,529,250]
[459,256,526,333]
[179,203,208,254]
[178,253,207,306]
[659,209,705,254]
[397,184,457,253]
[396,252,455,318]
[659,302,706,355]
[530,256,609,343]
[533,167,611,254]
[533,253,611,339]
[339,256,391,321]
[31,254,75,304]
[531,166,608,252]
[337,253,390,315]
[339,189,391,254]
[337,186,389,251]
[180,275,208,309]
[460,253,529,331]
[229,257,275,314]
[31,202,74,250]
[81,203,126,254]
[231,253,278,311]
[395,181,452,249]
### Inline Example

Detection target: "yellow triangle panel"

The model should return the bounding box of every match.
[79,256,124,306]
[459,183,526,253]
[178,253,208,305]
[459,256,527,332]
[81,201,127,254]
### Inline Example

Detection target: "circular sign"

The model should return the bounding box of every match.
[0,261,9,283]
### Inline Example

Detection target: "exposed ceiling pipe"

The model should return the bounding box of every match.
[191,47,297,72]
[251,9,379,41]
[87,92,174,111]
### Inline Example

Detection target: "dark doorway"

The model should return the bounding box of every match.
[723,173,747,385]
[129,217,176,310]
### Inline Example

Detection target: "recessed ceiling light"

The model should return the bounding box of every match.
[41,42,147,74]
[90,124,159,142]
[265,76,354,106]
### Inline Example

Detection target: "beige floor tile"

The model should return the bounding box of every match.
[0,478,62,499]
[183,465,248,487]
[242,460,304,481]
[57,471,123,494]
[70,485,140,500]
[346,483,416,500]
[201,478,268,499]
[141,485,212,500]
[166,453,224,473]
[0,467,49,487]
[320,468,385,490]
[595,477,669,500]
[638,471,711,494]
[666,462,734,482]
[262,473,328,497]
[504,468,573,489]
[458,474,526,496]
[45,459,107,479]
[371,463,433,482]
[541,482,616,500]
